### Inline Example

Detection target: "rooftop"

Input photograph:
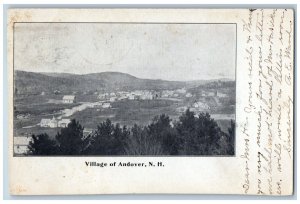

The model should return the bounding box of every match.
[63,95,76,100]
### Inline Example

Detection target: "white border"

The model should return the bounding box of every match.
[1,1,299,203]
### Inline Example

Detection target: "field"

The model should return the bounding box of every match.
[72,99,181,129]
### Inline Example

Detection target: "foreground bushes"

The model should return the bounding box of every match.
[28,109,235,155]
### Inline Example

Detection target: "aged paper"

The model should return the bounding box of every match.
[8,9,294,195]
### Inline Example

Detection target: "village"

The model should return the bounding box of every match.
[14,84,233,155]
[37,87,229,128]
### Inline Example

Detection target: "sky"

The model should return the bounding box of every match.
[14,23,236,81]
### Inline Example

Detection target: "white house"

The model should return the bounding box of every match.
[49,117,58,128]
[102,102,111,108]
[63,95,76,103]
[176,88,187,94]
[162,90,174,98]
[185,93,193,98]
[193,101,210,110]
[40,117,58,128]
[40,118,51,127]
[128,94,135,100]
[14,136,32,155]
[17,114,30,120]
[58,119,71,128]
[94,102,103,107]
[217,91,227,98]
[141,91,154,100]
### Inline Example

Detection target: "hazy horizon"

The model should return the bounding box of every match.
[14,23,236,81]
[15,69,235,82]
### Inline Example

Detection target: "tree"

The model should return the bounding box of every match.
[28,133,58,155]
[56,119,84,155]
[125,123,165,155]
[212,120,235,155]
[111,123,130,155]
[28,111,235,156]
[125,124,147,155]
[87,119,114,155]
[175,110,229,155]
[148,114,179,155]
[226,119,235,155]
[175,109,196,154]
[85,119,130,155]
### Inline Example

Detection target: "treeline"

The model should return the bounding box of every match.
[28,110,235,155]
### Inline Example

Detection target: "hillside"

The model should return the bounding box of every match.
[14,70,189,94]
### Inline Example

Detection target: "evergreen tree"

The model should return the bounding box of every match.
[111,123,130,155]
[88,119,115,155]
[175,109,196,154]
[226,119,235,155]
[148,114,179,155]
[27,111,235,156]
[175,110,228,155]
[28,133,58,155]
[56,119,84,155]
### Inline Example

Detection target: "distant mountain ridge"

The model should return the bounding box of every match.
[14,70,234,95]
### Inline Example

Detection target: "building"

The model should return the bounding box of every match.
[176,88,187,94]
[141,92,154,100]
[216,91,227,98]
[14,136,32,155]
[40,118,52,127]
[185,93,193,98]
[97,94,106,100]
[63,95,76,103]
[40,117,58,128]
[58,119,71,128]
[162,90,174,98]
[40,117,71,128]
[16,114,30,120]
[102,102,111,108]
[109,97,117,102]
[49,117,58,128]
[128,94,135,100]
[94,102,103,107]
[193,101,210,110]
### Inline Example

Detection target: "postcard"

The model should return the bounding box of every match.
[8,8,294,195]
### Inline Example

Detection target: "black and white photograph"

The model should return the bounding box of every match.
[13,23,236,156]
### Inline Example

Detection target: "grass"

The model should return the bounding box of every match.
[69,99,179,128]
[15,103,79,116]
